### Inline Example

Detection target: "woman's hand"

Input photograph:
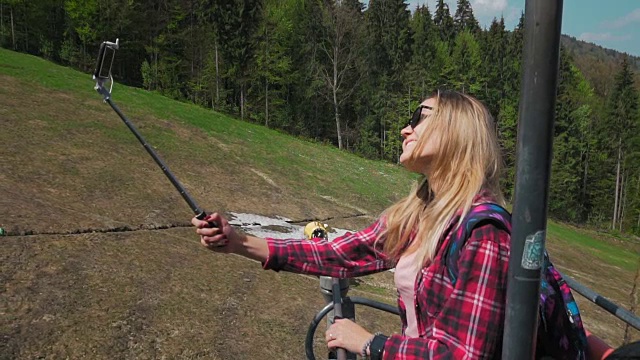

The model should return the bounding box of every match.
[325,318,373,355]
[192,212,244,254]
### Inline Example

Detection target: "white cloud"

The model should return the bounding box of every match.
[578,32,631,42]
[603,8,640,29]
[472,0,508,14]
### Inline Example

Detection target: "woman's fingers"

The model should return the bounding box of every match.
[206,212,223,222]
[208,234,227,243]
[191,213,224,229]
[325,319,372,354]
[192,213,232,251]
[196,225,220,236]
[325,329,341,347]
[191,217,208,228]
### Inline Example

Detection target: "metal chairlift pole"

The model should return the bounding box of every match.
[304,222,355,360]
[320,276,354,360]
[502,0,564,358]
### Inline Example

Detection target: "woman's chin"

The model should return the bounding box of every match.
[399,155,415,171]
[399,154,409,166]
[400,156,431,176]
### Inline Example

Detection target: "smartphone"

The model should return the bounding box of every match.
[93,42,116,81]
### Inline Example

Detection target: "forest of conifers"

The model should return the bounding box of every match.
[1,0,639,235]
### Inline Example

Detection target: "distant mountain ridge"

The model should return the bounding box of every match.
[560,35,640,95]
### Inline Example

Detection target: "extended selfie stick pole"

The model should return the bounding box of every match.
[92,39,211,223]
[502,1,563,359]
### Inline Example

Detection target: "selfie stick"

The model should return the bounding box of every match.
[92,39,213,224]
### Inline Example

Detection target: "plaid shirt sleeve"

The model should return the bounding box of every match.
[384,224,510,360]
[262,219,393,278]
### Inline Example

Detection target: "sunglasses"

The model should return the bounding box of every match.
[409,105,434,129]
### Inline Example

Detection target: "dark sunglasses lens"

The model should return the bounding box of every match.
[410,108,422,128]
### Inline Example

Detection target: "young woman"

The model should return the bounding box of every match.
[192,90,510,359]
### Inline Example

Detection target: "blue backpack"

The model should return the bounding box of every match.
[444,203,588,360]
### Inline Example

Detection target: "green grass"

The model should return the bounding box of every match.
[0,48,415,212]
[0,50,92,93]
[547,220,639,272]
[1,46,636,270]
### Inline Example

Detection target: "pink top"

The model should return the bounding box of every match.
[394,250,421,337]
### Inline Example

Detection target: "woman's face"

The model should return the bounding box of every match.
[399,97,440,174]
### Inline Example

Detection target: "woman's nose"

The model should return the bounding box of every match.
[400,124,412,137]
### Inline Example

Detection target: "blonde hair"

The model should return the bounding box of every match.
[381,90,505,269]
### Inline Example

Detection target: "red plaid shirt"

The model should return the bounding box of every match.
[263,198,510,359]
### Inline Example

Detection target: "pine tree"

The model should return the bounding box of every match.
[504,12,524,97]
[253,0,295,128]
[362,0,412,159]
[364,0,411,86]
[453,0,480,35]
[211,0,263,120]
[433,0,454,44]
[449,30,483,95]
[483,17,507,117]
[409,4,437,99]
[606,57,639,230]
[549,48,595,222]
[285,0,329,139]
[433,39,454,89]
[497,13,524,199]
[628,137,640,234]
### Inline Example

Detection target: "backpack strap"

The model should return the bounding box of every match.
[443,203,587,359]
[445,203,512,285]
[539,251,588,358]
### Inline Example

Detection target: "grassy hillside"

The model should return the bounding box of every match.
[0,48,638,358]
[0,48,417,236]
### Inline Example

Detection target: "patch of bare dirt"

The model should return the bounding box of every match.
[0,229,400,359]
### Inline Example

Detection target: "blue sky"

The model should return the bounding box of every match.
[405,0,640,57]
